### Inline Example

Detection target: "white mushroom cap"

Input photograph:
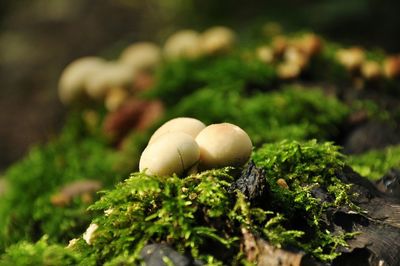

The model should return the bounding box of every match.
[119,42,161,72]
[200,26,236,55]
[163,30,203,60]
[149,117,206,144]
[195,123,252,169]
[58,56,106,104]
[85,62,133,100]
[139,132,200,176]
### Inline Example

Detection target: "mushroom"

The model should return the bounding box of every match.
[149,117,206,144]
[139,132,200,176]
[195,123,252,169]
[85,62,133,101]
[383,56,400,79]
[293,33,323,57]
[335,47,365,71]
[277,62,301,79]
[256,45,274,64]
[283,47,309,69]
[200,26,236,55]
[271,35,288,57]
[277,178,289,189]
[119,42,161,72]
[163,30,203,60]
[58,56,106,104]
[361,61,381,80]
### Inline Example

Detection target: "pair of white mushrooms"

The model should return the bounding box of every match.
[163,26,236,60]
[139,118,253,177]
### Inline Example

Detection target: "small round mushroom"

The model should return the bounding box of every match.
[361,61,381,80]
[149,117,206,144]
[58,56,106,104]
[200,26,236,55]
[256,45,274,64]
[383,56,400,79]
[85,62,133,100]
[293,33,323,57]
[277,62,301,79]
[163,30,203,60]
[119,42,161,72]
[271,35,288,56]
[195,123,252,169]
[283,47,309,69]
[335,47,365,71]
[139,132,200,176]
[276,178,289,189]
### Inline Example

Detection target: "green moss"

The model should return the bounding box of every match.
[169,86,349,144]
[347,145,400,180]
[148,53,276,106]
[0,113,128,250]
[0,236,80,266]
[64,140,357,264]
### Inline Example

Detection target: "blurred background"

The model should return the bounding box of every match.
[1,0,400,170]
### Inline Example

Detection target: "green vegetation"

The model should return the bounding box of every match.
[0,236,80,266]
[2,27,400,265]
[18,140,355,265]
[348,145,400,180]
[169,86,349,144]
[0,113,129,250]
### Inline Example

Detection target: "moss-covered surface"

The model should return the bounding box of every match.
[14,140,354,265]
[0,112,130,250]
[1,28,400,265]
[0,236,80,266]
[348,145,400,180]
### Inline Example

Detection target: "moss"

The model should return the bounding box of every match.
[0,112,128,250]
[63,140,358,264]
[147,53,276,106]
[347,145,400,180]
[169,86,349,145]
[0,236,80,266]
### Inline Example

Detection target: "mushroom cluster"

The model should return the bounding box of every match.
[58,42,161,111]
[255,33,323,79]
[58,25,236,109]
[57,26,236,143]
[334,47,400,86]
[139,117,253,176]
[254,29,400,88]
